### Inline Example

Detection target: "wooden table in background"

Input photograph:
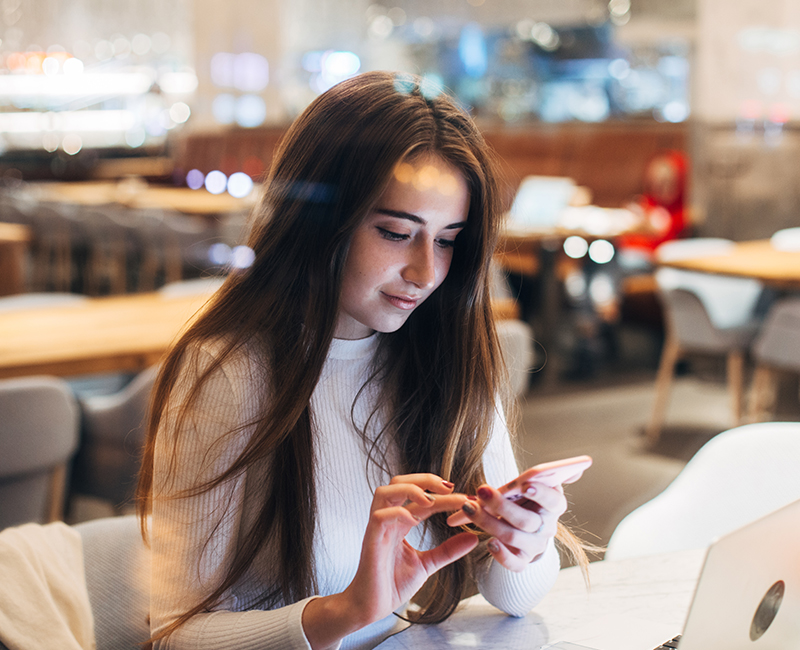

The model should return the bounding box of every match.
[0,291,212,379]
[660,239,800,289]
[0,291,518,380]
[0,222,32,297]
[29,181,257,216]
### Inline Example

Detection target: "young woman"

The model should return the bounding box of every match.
[137,71,586,650]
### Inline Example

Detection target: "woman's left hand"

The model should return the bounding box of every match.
[446,482,567,572]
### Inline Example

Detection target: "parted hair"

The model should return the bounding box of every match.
[136,70,585,644]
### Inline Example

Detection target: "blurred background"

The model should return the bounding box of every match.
[2,0,800,553]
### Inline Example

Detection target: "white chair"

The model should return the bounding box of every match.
[747,297,800,422]
[496,319,536,398]
[491,262,536,397]
[605,421,800,560]
[646,239,765,444]
[0,376,80,529]
[74,515,151,650]
[769,227,800,252]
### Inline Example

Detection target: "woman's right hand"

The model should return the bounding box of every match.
[302,474,478,650]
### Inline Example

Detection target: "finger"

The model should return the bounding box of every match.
[418,532,479,576]
[364,506,422,546]
[486,538,529,573]
[404,494,469,521]
[450,500,541,550]
[476,485,547,534]
[373,483,437,511]
[389,473,456,494]
[514,483,568,516]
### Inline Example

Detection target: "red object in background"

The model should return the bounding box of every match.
[619,149,689,254]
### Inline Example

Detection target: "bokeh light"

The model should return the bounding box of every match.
[212,93,236,124]
[169,102,191,124]
[588,239,615,264]
[186,169,205,190]
[231,245,256,269]
[227,171,254,198]
[419,73,444,100]
[62,133,82,155]
[235,94,266,127]
[208,242,232,265]
[204,170,228,195]
[564,235,588,259]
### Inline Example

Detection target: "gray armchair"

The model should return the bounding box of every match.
[71,365,159,512]
[647,239,765,444]
[748,297,800,422]
[0,376,80,529]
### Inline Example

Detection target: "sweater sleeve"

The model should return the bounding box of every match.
[475,404,561,617]
[149,344,321,650]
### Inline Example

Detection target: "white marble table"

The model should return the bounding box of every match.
[376,549,707,650]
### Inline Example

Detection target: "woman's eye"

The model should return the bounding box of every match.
[436,238,456,249]
[377,227,409,241]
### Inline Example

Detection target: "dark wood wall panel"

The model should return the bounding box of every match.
[172,121,688,209]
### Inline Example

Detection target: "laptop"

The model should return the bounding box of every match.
[651,497,800,650]
[507,176,576,229]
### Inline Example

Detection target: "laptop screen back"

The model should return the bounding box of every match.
[679,498,800,650]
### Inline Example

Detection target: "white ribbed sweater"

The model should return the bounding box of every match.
[150,334,559,650]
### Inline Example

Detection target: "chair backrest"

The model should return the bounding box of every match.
[72,365,159,508]
[605,422,800,560]
[0,376,80,529]
[654,267,763,331]
[752,297,800,370]
[75,515,150,650]
[654,238,764,331]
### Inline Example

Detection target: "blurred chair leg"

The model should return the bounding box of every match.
[47,463,68,523]
[726,350,745,425]
[646,333,681,445]
[747,365,778,424]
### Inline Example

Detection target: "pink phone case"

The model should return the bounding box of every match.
[502,455,592,502]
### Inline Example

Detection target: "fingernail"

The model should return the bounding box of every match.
[462,502,476,516]
[477,487,492,500]
[525,485,537,497]
[466,495,478,501]
[442,480,454,489]
[488,539,500,553]
[426,493,436,502]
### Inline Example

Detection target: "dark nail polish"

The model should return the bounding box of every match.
[477,487,492,500]
[488,539,500,553]
[462,502,476,516]
[466,495,478,501]
[442,480,455,489]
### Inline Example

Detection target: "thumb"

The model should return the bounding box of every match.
[418,532,479,576]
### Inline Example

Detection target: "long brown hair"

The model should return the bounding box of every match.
[137,71,583,642]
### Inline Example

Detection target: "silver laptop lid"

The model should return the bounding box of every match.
[679,498,800,650]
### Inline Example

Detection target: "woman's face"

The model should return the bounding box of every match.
[335,154,470,340]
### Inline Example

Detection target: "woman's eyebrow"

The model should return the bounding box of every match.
[374,208,467,229]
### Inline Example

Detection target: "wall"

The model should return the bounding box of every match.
[692,0,800,239]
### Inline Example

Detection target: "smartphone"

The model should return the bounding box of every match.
[501,455,592,502]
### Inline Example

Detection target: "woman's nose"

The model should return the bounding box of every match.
[401,240,436,290]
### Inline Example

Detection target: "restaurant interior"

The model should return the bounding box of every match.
[2,0,800,646]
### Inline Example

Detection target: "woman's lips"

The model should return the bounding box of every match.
[382,292,420,310]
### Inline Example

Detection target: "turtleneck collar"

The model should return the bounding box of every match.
[328,332,380,360]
